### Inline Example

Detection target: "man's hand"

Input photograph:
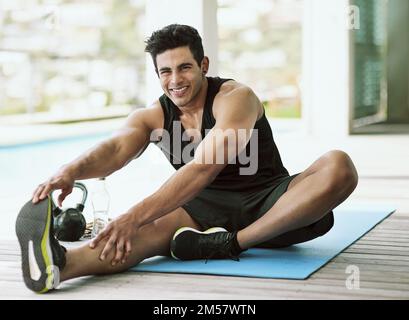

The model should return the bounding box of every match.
[89,212,138,266]
[32,167,75,206]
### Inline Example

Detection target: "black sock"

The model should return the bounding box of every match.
[230,231,246,256]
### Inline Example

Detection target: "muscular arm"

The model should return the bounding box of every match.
[33,103,162,204]
[132,85,260,227]
[61,106,157,180]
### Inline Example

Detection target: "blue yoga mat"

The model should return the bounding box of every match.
[130,204,395,279]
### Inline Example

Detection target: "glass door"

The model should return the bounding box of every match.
[350,0,388,130]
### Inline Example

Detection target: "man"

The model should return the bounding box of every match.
[16,24,358,293]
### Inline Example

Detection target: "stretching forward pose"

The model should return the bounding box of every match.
[17,24,358,293]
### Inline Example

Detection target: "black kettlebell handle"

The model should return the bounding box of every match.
[51,182,88,215]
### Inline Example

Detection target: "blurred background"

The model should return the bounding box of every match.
[1,0,408,240]
[0,0,302,119]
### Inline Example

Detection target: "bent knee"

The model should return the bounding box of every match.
[323,150,359,192]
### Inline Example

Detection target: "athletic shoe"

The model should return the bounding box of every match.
[15,196,66,293]
[170,227,243,262]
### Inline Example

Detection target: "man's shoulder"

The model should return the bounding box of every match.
[214,80,262,120]
[217,79,246,95]
[216,80,257,103]
[127,100,164,131]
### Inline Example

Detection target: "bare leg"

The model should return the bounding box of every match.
[60,207,201,282]
[237,150,359,249]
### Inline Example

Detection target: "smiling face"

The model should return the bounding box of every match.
[156,46,209,108]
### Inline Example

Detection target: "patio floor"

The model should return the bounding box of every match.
[1,176,408,300]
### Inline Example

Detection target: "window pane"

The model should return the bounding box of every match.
[0,0,146,117]
[218,0,303,118]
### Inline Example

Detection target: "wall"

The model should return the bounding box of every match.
[302,0,351,137]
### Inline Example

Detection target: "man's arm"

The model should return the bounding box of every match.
[90,85,261,263]
[64,108,154,180]
[33,103,162,204]
[132,85,260,227]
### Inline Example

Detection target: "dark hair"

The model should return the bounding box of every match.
[145,24,204,72]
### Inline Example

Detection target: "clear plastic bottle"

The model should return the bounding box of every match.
[91,177,110,238]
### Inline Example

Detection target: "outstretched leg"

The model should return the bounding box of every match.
[16,199,201,293]
[237,150,359,249]
[60,207,201,282]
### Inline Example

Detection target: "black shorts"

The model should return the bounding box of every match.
[182,173,334,249]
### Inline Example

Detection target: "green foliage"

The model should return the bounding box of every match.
[263,101,301,119]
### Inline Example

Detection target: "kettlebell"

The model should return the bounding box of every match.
[52,182,88,242]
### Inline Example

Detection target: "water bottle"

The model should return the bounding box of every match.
[91,177,110,238]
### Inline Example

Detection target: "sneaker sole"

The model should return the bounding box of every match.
[170,226,227,260]
[15,197,57,293]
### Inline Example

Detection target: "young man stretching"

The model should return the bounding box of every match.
[16,24,358,293]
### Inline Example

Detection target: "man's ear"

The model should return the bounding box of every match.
[201,56,210,75]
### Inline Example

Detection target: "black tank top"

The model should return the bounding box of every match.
[154,76,289,192]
